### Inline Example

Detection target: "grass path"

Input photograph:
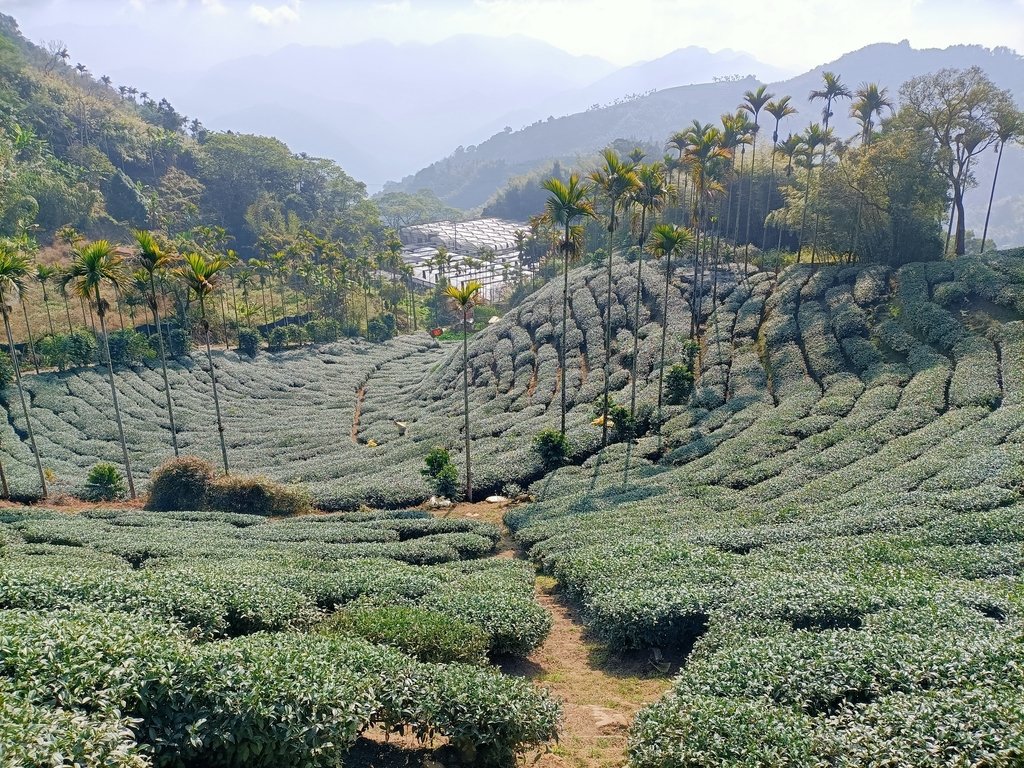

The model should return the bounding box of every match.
[449,500,676,768]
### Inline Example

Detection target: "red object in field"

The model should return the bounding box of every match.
[430,327,443,337]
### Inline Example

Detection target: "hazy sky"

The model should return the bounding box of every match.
[1,0,1022,74]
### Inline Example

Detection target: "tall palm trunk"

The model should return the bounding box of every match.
[62,293,73,332]
[201,300,230,475]
[96,292,136,499]
[42,289,55,336]
[656,247,674,434]
[150,275,178,456]
[601,201,618,448]
[797,164,815,263]
[743,134,758,268]
[559,221,571,437]
[980,140,1006,253]
[732,147,746,244]
[629,206,649,419]
[761,137,780,252]
[0,439,8,498]
[2,307,46,497]
[20,304,39,374]
[461,307,472,502]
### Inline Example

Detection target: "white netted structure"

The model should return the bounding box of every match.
[400,218,531,301]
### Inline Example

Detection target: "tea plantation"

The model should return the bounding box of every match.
[508,253,1024,766]
[0,255,698,506]
[2,252,1024,765]
[0,506,558,765]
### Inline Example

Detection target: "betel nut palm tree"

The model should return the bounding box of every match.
[179,252,231,475]
[66,240,136,498]
[542,172,596,438]
[739,85,773,265]
[444,280,483,503]
[628,163,671,420]
[0,242,47,497]
[808,71,852,261]
[761,96,797,252]
[589,149,640,448]
[648,223,695,436]
[132,229,180,456]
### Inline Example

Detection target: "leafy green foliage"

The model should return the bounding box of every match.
[533,428,570,469]
[0,349,13,389]
[236,327,261,357]
[104,329,155,367]
[422,446,460,499]
[322,604,490,665]
[81,462,126,502]
[37,329,98,371]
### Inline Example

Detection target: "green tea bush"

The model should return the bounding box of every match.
[81,463,127,502]
[533,428,569,469]
[205,475,311,517]
[237,327,261,357]
[321,604,490,665]
[104,329,155,367]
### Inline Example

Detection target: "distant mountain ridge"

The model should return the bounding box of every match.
[385,41,1024,247]
[70,33,787,189]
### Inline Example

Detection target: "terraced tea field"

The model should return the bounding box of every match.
[510,252,1024,765]
[0,256,706,506]
[2,251,1024,766]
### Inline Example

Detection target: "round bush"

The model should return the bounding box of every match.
[321,605,490,665]
[205,475,311,517]
[146,456,215,511]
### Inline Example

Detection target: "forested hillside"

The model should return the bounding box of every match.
[0,13,381,257]
[388,41,1024,243]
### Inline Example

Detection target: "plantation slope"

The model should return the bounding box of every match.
[0,254,728,507]
[508,251,1024,766]
[0,506,559,764]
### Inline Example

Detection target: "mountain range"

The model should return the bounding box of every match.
[75,34,788,189]
[384,40,1024,247]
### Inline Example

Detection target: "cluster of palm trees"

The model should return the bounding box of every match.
[534,73,908,448]
[0,232,231,500]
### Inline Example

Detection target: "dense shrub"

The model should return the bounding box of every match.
[80,463,126,502]
[367,313,397,342]
[237,327,261,357]
[104,329,155,367]
[321,604,490,665]
[0,349,12,389]
[533,429,570,469]
[205,475,311,517]
[267,326,289,351]
[167,328,191,356]
[38,329,98,370]
[666,363,695,404]
[421,446,459,499]
[146,456,215,511]
[305,318,340,343]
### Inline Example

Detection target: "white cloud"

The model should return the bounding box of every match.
[201,0,228,15]
[248,0,300,26]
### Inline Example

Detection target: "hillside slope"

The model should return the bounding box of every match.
[0,253,710,506]
[508,252,1024,765]
[2,252,1022,514]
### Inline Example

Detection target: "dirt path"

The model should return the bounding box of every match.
[351,385,366,443]
[445,500,675,768]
